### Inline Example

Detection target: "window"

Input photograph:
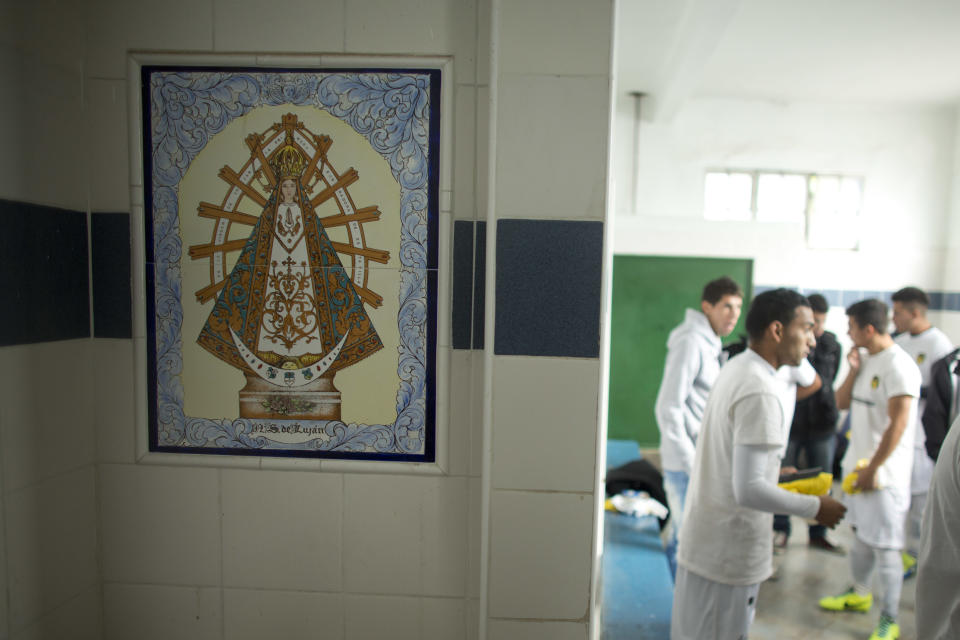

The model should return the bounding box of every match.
[703,170,863,250]
[807,175,862,250]
[704,171,752,221]
[756,173,806,223]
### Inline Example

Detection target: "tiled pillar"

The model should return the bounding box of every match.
[0,6,103,635]
[479,1,613,637]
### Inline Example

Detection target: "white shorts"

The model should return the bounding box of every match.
[671,567,760,640]
[911,444,934,495]
[845,485,910,549]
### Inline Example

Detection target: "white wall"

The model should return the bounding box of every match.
[2,0,614,637]
[483,2,612,638]
[0,3,102,638]
[85,1,484,639]
[611,93,957,292]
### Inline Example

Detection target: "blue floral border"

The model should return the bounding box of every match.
[143,67,437,460]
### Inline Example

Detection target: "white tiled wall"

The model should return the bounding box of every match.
[491,357,599,492]
[94,340,137,465]
[1,10,103,640]
[84,78,130,213]
[495,73,610,221]
[103,584,222,640]
[6,467,99,631]
[1,0,618,638]
[85,0,215,80]
[342,474,468,596]
[344,0,478,84]
[487,490,594,619]
[499,0,611,77]
[223,588,343,640]
[448,349,476,475]
[343,594,466,640]
[0,52,86,210]
[0,341,101,639]
[454,84,479,221]
[488,619,588,640]
[99,464,222,585]
[481,0,612,635]
[221,470,343,592]
[0,342,96,493]
[85,0,489,636]
[12,587,102,640]
[211,0,346,53]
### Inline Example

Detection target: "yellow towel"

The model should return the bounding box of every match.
[841,459,878,494]
[778,472,834,496]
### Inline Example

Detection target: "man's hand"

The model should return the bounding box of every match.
[853,465,879,491]
[847,348,861,372]
[815,495,847,528]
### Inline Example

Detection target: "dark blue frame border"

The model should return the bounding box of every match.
[141,64,440,462]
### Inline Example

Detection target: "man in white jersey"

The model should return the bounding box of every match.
[916,414,960,639]
[655,276,743,579]
[820,299,921,640]
[890,286,953,575]
[671,289,846,640]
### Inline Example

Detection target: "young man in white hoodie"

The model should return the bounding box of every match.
[655,276,743,579]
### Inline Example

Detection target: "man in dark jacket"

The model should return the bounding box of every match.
[922,347,960,462]
[773,294,844,552]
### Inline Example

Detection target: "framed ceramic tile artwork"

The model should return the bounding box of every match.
[130,56,449,463]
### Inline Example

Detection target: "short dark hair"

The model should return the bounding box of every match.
[702,276,743,305]
[745,288,810,341]
[891,286,930,308]
[806,293,829,314]
[846,299,889,334]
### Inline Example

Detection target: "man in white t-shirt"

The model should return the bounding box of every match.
[671,289,846,640]
[820,299,921,640]
[890,286,953,575]
[916,414,960,639]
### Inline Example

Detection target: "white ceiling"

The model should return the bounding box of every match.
[617,0,960,118]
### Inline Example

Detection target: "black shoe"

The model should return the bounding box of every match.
[809,536,845,554]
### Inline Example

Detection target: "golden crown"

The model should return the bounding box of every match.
[270,134,305,180]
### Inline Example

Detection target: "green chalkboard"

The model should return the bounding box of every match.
[607,255,753,446]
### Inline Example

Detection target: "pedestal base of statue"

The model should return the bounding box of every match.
[238,371,341,420]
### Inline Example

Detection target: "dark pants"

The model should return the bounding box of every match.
[773,436,835,539]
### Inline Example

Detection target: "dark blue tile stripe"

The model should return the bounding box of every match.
[0,199,90,345]
[495,219,603,358]
[473,221,486,350]
[452,220,487,350]
[91,213,132,338]
[451,221,474,349]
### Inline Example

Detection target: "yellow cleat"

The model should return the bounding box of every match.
[902,551,917,579]
[868,614,900,639]
[819,588,873,612]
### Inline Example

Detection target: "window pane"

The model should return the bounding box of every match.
[756,173,806,222]
[808,175,861,250]
[839,177,862,215]
[704,172,752,221]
